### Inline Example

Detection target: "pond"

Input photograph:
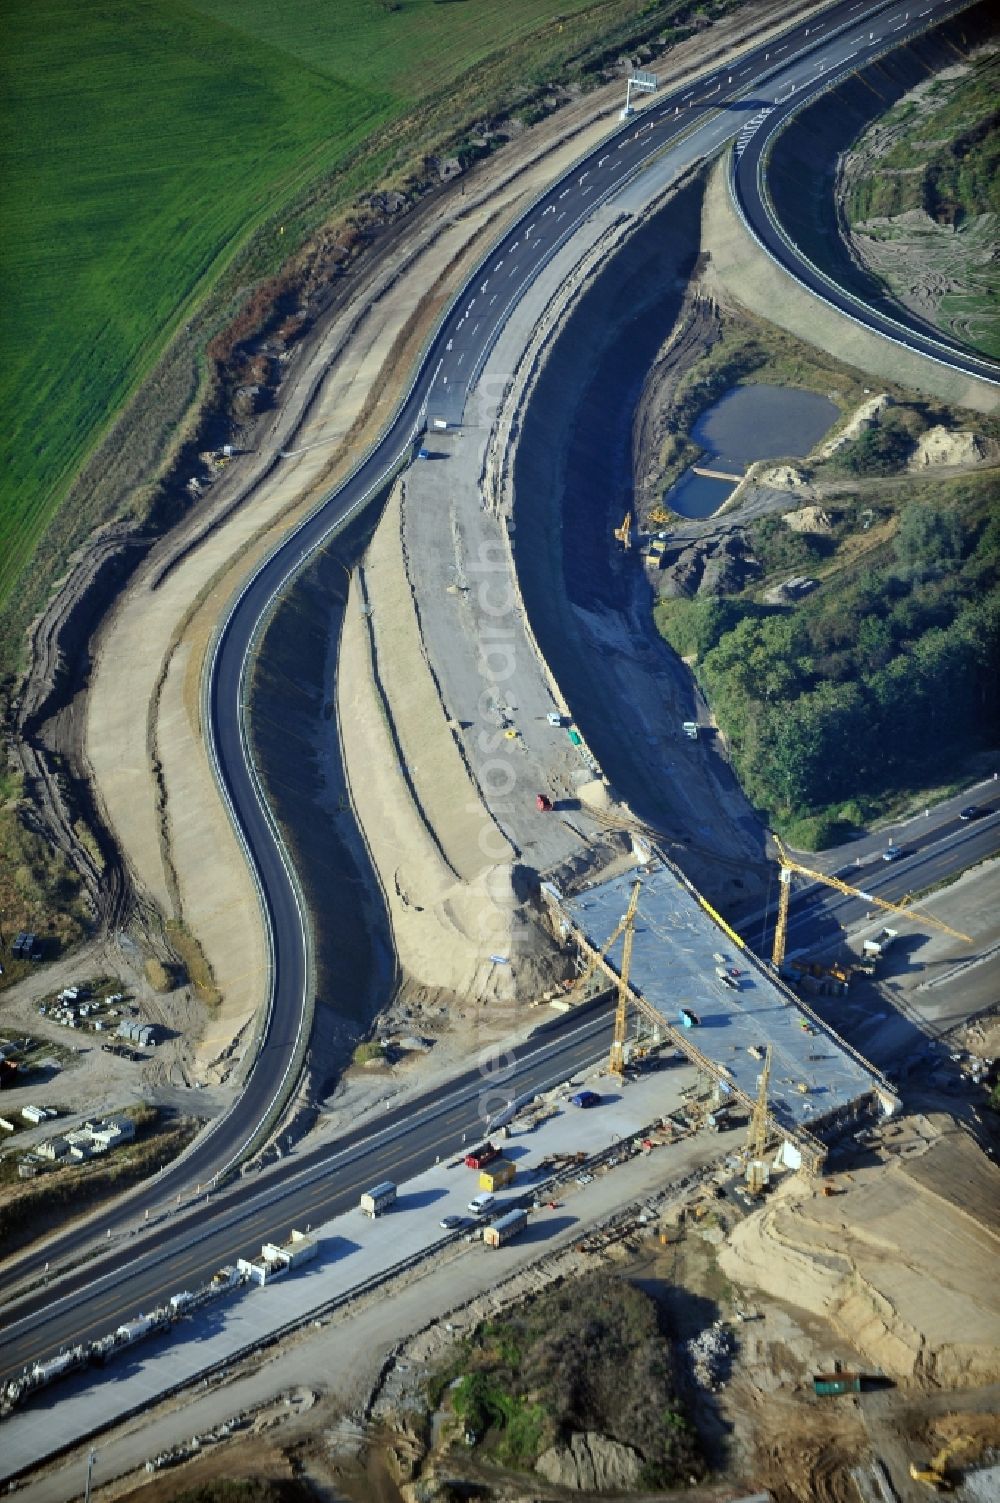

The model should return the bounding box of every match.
[666,383,840,518]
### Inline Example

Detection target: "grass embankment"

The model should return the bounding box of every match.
[653,312,1000,849]
[0,1105,198,1258]
[843,48,1000,358]
[0,771,88,991]
[426,1270,704,1487]
[0,0,732,679]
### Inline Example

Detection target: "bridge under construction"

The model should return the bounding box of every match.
[545,859,898,1173]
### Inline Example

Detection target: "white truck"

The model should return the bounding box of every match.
[360,1180,397,1217]
[682,721,699,741]
[863,928,898,960]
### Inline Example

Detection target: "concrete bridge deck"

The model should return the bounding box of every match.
[552,861,895,1160]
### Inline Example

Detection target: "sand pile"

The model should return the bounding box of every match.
[910,425,985,469]
[816,394,891,458]
[720,1131,1000,1386]
[337,483,563,1007]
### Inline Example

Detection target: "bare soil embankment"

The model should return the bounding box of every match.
[704,153,998,415]
[720,1122,1000,1387]
[507,172,771,914]
[336,482,564,1018]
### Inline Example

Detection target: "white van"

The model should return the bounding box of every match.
[467,1192,496,1218]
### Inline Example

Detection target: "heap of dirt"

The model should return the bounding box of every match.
[910,425,987,468]
[816,394,892,458]
[720,1128,1000,1386]
[337,483,564,1008]
[420,1269,705,1491]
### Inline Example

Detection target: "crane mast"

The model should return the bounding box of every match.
[609,880,642,1078]
[770,835,970,969]
[745,1043,773,1195]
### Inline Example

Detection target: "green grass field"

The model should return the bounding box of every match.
[0,0,625,618]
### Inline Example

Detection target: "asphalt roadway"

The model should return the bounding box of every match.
[731,1,1000,385]
[3,0,995,1384]
[763,793,1000,964]
[0,998,613,1384]
[2,805,994,1387]
[190,0,998,1213]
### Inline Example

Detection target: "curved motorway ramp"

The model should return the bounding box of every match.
[731,1,999,386]
[200,0,996,1203]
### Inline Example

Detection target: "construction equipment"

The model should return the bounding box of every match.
[609,880,642,1078]
[744,1044,772,1195]
[770,834,972,970]
[613,512,632,550]
[647,505,671,526]
[909,1433,974,1490]
[565,882,639,1006]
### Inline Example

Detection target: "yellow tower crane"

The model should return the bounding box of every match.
[613,513,632,550]
[770,834,971,971]
[745,1043,773,1195]
[609,880,642,1078]
[563,878,638,1006]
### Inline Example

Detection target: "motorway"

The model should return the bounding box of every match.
[2,802,994,1388]
[763,795,1000,963]
[3,0,996,1390]
[179,0,1000,1208]
[731,2,1000,385]
[0,1000,613,1384]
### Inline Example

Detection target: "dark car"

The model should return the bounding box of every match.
[439,1214,469,1230]
[882,845,903,862]
[570,1090,601,1109]
[959,805,983,821]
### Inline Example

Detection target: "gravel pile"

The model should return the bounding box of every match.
[686,1321,735,1390]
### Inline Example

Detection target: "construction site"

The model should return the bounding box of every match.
[2,1,998,1500]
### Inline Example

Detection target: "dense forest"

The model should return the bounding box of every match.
[657,473,1000,847]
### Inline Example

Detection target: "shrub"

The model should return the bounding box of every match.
[352,1040,384,1065]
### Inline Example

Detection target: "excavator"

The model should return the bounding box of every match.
[909,1433,975,1490]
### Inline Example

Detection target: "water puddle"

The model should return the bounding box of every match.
[667,384,839,518]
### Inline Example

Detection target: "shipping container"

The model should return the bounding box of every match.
[479,1158,515,1192]
[360,1181,397,1217]
[484,1209,528,1247]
